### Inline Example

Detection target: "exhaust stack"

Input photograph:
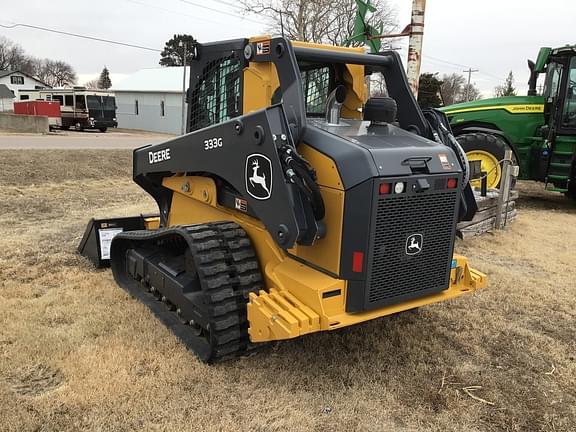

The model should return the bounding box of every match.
[325,85,347,125]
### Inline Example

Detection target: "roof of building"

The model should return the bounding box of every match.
[112,67,189,93]
[0,70,49,86]
[0,84,14,98]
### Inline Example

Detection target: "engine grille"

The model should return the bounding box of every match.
[366,188,458,308]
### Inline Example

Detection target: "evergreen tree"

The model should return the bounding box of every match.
[97,66,112,89]
[495,71,516,97]
[417,73,443,108]
[159,34,197,67]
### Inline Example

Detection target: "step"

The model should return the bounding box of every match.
[547,174,570,181]
[552,151,574,156]
[549,162,572,171]
[546,186,569,192]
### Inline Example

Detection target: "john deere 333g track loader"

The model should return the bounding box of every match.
[80,36,487,363]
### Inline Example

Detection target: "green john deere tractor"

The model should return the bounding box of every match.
[441,45,576,199]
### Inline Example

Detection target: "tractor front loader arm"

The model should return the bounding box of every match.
[132,104,320,249]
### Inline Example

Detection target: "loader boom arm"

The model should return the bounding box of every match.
[133,104,318,248]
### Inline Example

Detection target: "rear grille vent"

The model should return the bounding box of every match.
[367,190,458,307]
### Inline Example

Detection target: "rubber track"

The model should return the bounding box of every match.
[111,221,264,363]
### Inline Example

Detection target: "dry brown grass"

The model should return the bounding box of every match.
[0,150,575,432]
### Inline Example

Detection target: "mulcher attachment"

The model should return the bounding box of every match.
[110,221,264,363]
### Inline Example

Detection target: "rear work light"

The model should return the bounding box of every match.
[379,183,391,194]
[394,182,405,194]
[352,251,364,273]
[447,178,458,189]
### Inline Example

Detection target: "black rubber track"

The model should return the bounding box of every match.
[110,221,264,363]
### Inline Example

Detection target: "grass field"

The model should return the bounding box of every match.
[1,150,575,432]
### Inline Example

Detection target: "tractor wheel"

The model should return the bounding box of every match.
[456,132,513,189]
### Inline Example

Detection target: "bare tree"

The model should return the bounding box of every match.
[439,73,464,105]
[368,74,388,97]
[439,73,481,105]
[38,60,77,87]
[241,0,397,46]
[83,78,100,89]
[0,36,32,73]
[1,37,77,87]
[461,83,481,102]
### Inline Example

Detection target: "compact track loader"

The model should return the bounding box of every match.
[79,36,486,363]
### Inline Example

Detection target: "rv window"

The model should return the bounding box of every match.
[10,76,24,85]
[75,95,86,109]
[20,95,29,100]
[135,100,139,115]
[46,95,52,101]
[65,95,74,106]
[160,100,165,117]
[53,95,64,105]
[87,96,102,110]
[103,96,115,110]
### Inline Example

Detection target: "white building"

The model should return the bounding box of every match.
[0,84,14,112]
[112,67,188,134]
[0,70,48,99]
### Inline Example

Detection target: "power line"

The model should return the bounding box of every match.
[175,0,261,24]
[395,44,507,82]
[121,0,221,24]
[417,55,505,83]
[0,22,161,52]
[212,0,244,10]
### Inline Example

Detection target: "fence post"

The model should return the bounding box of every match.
[495,150,514,229]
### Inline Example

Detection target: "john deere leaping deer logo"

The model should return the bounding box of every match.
[405,233,423,256]
[245,154,272,200]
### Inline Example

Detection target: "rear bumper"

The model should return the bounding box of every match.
[90,119,118,128]
[247,254,487,342]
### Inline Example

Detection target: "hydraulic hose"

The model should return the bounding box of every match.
[279,145,325,221]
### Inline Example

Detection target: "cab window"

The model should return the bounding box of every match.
[561,56,576,129]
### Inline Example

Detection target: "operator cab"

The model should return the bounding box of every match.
[542,48,576,132]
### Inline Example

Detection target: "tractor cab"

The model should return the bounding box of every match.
[539,48,576,131]
[534,46,576,194]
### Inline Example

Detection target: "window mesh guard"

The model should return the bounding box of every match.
[189,56,241,132]
[189,60,332,131]
[301,67,331,115]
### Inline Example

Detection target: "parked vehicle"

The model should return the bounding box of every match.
[18,88,118,132]
[441,46,576,199]
[79,36,486,363]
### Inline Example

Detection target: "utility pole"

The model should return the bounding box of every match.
[406,0,426,97]
[463,67,479,102]
[180,41,187,135]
